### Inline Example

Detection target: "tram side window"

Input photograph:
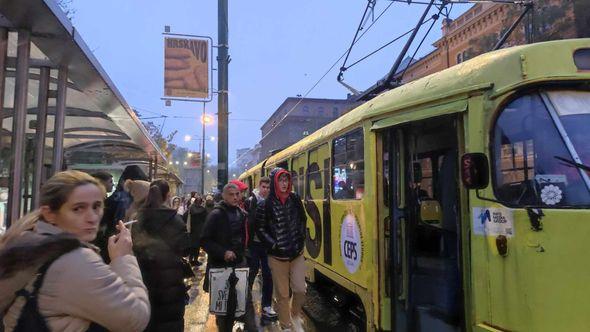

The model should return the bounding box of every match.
[291,153,306,196]
[307,145,328,200]
[332,128,364,200]
[493,92,590,206]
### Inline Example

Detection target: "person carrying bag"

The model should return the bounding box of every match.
[200,183,255,332]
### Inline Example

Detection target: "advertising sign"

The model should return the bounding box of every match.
[340,214,363,274]
[164,37,209,99]
[472,207,515,237]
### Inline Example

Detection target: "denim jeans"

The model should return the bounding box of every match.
[247,241,274,308]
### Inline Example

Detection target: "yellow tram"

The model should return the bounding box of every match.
[240,39,590,331]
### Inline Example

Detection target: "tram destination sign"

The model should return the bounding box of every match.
[164,36,210,100]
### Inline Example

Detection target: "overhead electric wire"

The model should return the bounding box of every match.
[398,4,447,81]
[344,16,434,71]
[135,109,263,122]
[256,1,397,144]
[340,0,396,74]
[341,0,376,69]
[385,0,530,4]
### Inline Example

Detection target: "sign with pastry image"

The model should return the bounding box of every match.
[164,37,209,99]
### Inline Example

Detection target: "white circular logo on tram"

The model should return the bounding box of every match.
[340,214,362,274]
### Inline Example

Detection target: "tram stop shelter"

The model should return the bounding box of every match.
[0,0,173,230]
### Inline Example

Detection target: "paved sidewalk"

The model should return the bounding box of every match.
[183,255,284,332]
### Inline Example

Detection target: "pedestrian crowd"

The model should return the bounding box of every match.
[0,165,307,332]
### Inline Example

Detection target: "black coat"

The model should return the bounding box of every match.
[188,204,208,254]
[256,168,307,260]
[132,208,189,332]
[93,194,118,263]
[244,194,260,245]
[200,202,249,291]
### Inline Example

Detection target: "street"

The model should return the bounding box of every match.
[184,254,317,332]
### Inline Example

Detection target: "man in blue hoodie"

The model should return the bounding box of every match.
[256,168,307,331]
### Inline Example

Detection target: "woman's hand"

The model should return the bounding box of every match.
[108,220,134,260]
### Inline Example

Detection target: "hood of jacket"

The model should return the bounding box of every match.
[136,207,179,233]
[189,203,207,215]
[0,222,82,313]
[269,167,292,204]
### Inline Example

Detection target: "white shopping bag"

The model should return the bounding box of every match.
[208,267,249,316]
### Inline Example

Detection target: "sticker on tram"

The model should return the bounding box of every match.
[340,214,362,274]
[472,207,514,237]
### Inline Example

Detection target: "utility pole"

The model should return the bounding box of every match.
[217,0,229,191]
[201,102,206,194]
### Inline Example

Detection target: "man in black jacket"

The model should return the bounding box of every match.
[256,168,307,331]
[201,183,256,332]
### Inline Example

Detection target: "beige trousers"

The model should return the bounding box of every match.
[268,254,307,329]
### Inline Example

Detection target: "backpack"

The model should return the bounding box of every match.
[13,245,107,332]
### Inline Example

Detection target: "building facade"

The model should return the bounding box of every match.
[399,1,587,83]
[259,97,359,160]
[233,144,261,176]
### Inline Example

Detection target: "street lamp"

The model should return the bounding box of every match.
[200,107,215,195]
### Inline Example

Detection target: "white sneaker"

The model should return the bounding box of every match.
[262,306,278,318]
[291,316,304,332]
[232,322,245,332]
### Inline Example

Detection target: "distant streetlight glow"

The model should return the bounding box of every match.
[187,152,193,158]
[201,113,214,125]
[206,153,211,158]
[210,136,215,141]
[169,161,173,165]
[175,161,179,165]
[184,135,191,142]
[183,161,188,166]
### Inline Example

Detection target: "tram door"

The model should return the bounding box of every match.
[384,116,463,332]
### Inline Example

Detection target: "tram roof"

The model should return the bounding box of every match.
[0,0,167,167]
[263,38,590,167]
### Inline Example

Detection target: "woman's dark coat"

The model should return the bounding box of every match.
[132,208,190,332]
[188,204,208,256]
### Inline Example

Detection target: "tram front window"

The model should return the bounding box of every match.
[493,90,590,207]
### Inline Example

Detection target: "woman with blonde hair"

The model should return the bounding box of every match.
[0,170,150,332]
[124,179,151,222]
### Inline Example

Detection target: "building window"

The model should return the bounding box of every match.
[303,106,310,114]
[456,52,463,64]
[333,107,339,117]
[332,128,364,200]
